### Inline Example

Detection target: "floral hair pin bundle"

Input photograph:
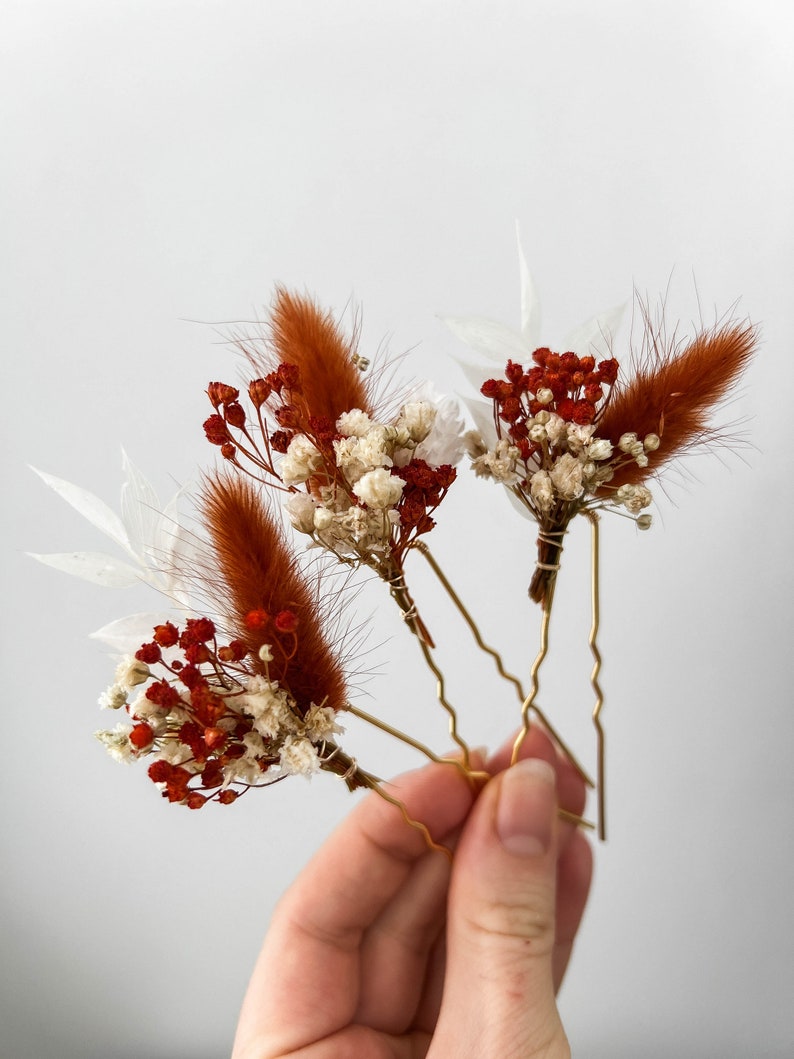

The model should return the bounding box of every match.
[31,236,755,846]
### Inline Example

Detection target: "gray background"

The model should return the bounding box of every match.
[3,1,792,1056]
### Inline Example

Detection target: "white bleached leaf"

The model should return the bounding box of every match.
[516,223,541,349]
[90,612,173,652]
[564,303,626,358]
[457,393,497,443]
[120,449,162,561]
[27,551,142,587]
[441,316,528,364]
[504,485,535,521]
[30,467,133,555]
[456,359,491,394]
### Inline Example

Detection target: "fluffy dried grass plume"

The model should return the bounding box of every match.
[201,473,348,712]
[598,317,757,490]
[241,286,374,425]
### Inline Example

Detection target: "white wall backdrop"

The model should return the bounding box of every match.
[2,2,792,1056]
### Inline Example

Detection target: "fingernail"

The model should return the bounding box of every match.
[496,758,556,856]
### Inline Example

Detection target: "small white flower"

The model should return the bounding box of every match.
[98,683,128,711]
[128,693,160,721]
[281,435,323,485]
[618,432,638,453]
[549,453,585,500]
[279,736,321,776]
[303,704,344,741]
[95,723,136,763]
[257,643,274,664]
[587,437,614,462]
[152,739,193,766]
[313,507,335,531]
[352,467,405,509]
[333,429,391,484]
[240,675,298,739]
[566,423,596,454]
[536,387,554,405]
[544,414,568,447]
[284,492,317,534]
[643,433,661,452]
[336,409,374,437]
[397,401,436,443]
[114,655,150,689]
[529,470,555,513]
[471,439,522,484]
[242,730,267,757]
[224,757,263,786]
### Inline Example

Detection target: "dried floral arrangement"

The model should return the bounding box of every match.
[31,237,755,845]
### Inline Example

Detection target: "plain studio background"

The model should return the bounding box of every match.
[2,2,792,1057]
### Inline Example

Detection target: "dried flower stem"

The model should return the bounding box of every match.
[384,566,435,647]
[413,541,593,788]
[586,511,606,841]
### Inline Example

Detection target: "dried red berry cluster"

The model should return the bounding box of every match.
[129,618,278,809]
[203,364,306,467]
[393,459,456,553]
[482,350,619,460]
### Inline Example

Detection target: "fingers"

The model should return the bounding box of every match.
[431,757,571,1058]
[487,724,588,823]
[553,828,593,990]
[232,758,478,1058]
[488,725,593,994]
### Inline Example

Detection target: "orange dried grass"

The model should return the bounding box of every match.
[201,473,348,712]
[598,319,757,490]
[243,287,373,424]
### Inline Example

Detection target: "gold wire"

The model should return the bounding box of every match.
[559,807,596,831]
[345,703,487,784]
[511,577,557,767]
[586,511,606,842]
[370,783,452,859]
[385,566,473,770]
[414,542,593,788]
[415,636,473,770]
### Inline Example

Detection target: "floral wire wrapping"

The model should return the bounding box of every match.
[31,239,756,842]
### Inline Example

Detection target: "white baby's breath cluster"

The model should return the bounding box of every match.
[284,392,464,557]
[95,647,345,788]
[98,655,151,711]
[468,413,658,525]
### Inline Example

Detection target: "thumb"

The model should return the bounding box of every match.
[432,758,569,1059]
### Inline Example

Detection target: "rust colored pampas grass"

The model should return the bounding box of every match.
[598,315,757,491]
[242,287,374,425]
[201,473,349,714]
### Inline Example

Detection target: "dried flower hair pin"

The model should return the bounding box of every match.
[31,236,755,846]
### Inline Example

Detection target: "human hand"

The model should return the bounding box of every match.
[231,727,593,1059]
